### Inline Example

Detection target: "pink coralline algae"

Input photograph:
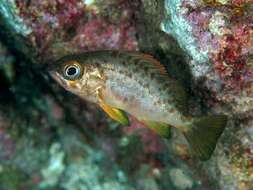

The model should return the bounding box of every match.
[0,125,16,161]
[15,0,138,59]
[165,0,253,186]
[213,28,252,91]
[123,117,166,154]
[16,0,85,47]
[72,18,138,51]
[229,133,253,183]
[182,0,253,92]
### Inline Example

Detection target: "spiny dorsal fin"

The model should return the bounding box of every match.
[130,52,167,75]
[139,53,167,74]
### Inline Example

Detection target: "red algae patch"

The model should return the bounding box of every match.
[14,0,139,60]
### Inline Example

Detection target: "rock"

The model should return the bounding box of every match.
[162,0,253,189]
[169,168,194,189]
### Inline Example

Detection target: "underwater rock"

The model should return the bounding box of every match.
[12,0,138,61]
[162,0,253,189]
[169,168,194,189]
[162,0,253,115]
[39,143,65,188]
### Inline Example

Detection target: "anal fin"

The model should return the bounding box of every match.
[141,120,172,139]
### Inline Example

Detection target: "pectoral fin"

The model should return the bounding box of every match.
[141,120,172,139]
[100,102,129,125]
[97,89,129,125]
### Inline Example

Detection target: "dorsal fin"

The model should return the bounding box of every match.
[140,53,167,74]
[129,52,167,75]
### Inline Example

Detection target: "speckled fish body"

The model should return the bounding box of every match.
[52,51,188,127]
[103,53,188,128]
[50,50,227,160]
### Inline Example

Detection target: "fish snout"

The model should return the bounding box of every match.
[49,70,68,87]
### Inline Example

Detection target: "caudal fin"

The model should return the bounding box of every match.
[183,115,227,161]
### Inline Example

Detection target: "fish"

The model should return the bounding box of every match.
[49,50,228,160]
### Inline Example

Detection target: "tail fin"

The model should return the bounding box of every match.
[183,115,228,161]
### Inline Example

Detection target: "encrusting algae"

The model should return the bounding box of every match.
[49,50,228,160]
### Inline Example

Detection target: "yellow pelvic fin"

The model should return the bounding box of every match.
[97,89,129,126]
[141,120,172,139]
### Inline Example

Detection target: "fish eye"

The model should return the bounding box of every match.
[64,62,82,80]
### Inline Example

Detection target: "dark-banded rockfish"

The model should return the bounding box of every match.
[49,50,227,160]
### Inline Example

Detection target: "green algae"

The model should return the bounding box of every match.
[0,166,22,190]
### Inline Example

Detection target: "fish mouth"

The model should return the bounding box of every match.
[49,71,67,87]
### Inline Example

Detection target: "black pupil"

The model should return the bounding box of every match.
[67,67,77,76]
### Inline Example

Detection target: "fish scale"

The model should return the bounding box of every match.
[104,59,176,121]
[50,50,228,160]
[112,54,180,108]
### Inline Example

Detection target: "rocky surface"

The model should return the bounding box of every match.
[0,0,252,189]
